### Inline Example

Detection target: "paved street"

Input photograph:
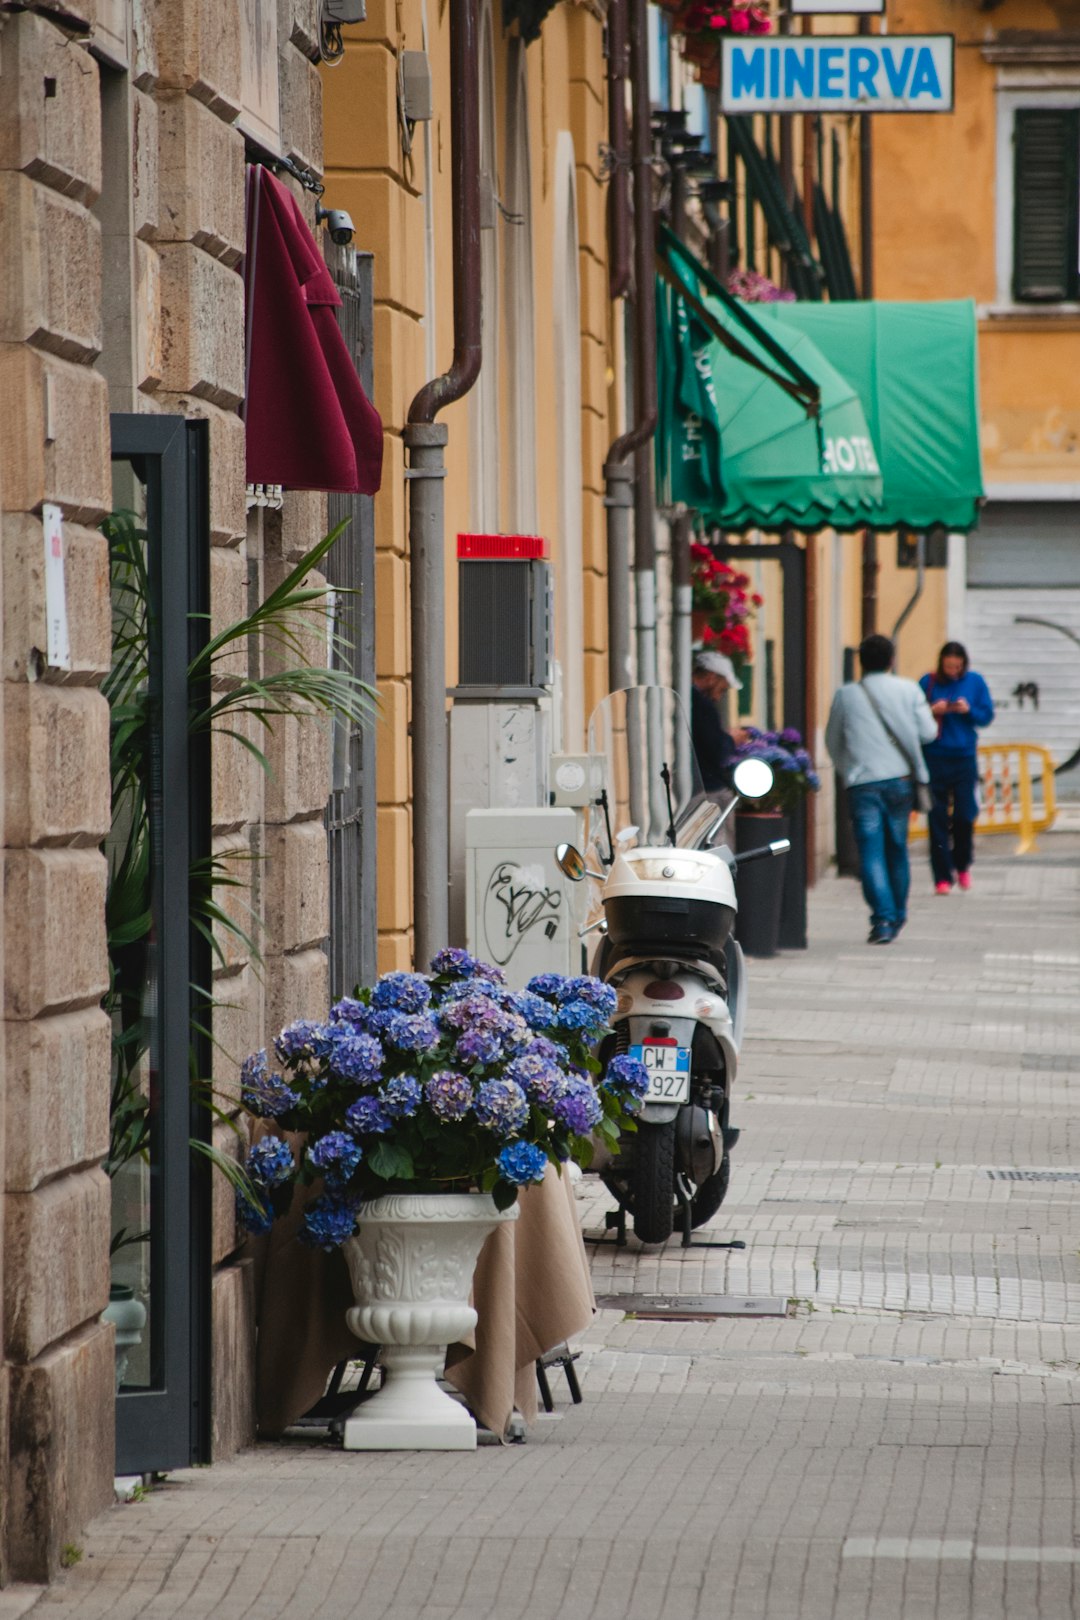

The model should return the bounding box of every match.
[5,834,1080,1620]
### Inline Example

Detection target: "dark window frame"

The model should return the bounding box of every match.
[1012,106,1080,304]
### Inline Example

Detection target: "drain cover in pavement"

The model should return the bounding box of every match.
[595,1294,789,1320]
[984,1169,1080,1183]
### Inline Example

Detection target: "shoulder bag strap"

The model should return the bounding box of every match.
[859,680,920,779]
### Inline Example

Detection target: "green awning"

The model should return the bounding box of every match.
[751,300,984,532]
[657,253,885,533]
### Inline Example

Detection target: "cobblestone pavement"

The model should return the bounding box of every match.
[5,838,1080,1620]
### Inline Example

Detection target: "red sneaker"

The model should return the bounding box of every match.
[957,871,971,891]
[935,881,952,896]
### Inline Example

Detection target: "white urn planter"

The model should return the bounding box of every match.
[340,1191,517,1451]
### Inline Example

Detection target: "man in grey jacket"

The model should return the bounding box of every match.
[825,634,938,944]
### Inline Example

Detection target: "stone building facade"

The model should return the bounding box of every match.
[0,0,338,1583]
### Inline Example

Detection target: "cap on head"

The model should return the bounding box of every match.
[694,650,743,691]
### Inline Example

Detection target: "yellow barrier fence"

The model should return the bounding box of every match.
[911,743,1058,854]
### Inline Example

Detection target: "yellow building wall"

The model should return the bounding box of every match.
[322,3,614,969]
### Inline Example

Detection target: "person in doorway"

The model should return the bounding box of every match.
[919,642,994,895]
[691,651,741,792]
[825,634,938,945]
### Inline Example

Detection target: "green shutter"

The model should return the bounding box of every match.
[1013,108,1080,303]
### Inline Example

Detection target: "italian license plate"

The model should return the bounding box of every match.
[630,1041,691,1103]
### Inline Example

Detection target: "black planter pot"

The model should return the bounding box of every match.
[734,812,790,958]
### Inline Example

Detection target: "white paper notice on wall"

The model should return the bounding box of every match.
[42,503,72,671]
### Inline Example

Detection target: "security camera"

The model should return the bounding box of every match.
[316,206,355,246]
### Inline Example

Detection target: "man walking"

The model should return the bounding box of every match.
[825,634,938,944]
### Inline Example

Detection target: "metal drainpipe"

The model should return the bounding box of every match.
[603,0,656,693]
[404,0,482,967]
[891,529,929,645]
[672,508,693,756]
[607,0,631,302]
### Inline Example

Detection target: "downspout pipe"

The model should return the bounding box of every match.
[404,0,482,967]
[891,529,929,645]
[607,0,631,302]
[603,0,656,693]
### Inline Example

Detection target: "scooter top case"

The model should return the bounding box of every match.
[601,846,737,957]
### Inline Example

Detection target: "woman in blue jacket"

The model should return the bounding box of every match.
[919,642,994,894]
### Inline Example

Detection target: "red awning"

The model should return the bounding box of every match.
[244,166,383,495]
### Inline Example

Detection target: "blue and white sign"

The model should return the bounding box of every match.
[721,36,954,114]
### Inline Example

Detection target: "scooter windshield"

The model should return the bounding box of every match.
[586,686,708,857]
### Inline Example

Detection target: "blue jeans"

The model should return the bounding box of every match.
[848,777,915,930]
[927,753,979,885]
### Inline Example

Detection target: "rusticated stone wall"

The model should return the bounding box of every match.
[0,0,332,1582]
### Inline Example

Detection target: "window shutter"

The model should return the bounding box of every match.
[1013,108,1080,303]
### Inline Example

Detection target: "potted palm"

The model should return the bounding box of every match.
[238,954,648,1450]
[732,728,820,957]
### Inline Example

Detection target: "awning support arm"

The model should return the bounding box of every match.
[655,254,820,416]
[659,225,821,410]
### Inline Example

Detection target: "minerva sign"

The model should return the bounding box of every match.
[720,36,955,115]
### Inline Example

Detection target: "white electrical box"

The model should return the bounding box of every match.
[465,807,584,990]
[449,699,551,942]
[550,753,604,808]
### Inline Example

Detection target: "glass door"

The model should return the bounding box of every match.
[107,415,212,1473]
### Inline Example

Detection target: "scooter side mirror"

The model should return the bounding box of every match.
[732,758,775,800]
[555,842,587,882]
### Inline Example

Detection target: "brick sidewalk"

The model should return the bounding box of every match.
[4,838,1080,1620]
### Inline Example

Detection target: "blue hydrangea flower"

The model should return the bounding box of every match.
[500,1015,532,1053]
[558,977,618,1019]
[372,971,432,1014]
[510,990,557,1031]
[385,1013,440,1056]
[327,1031,384,1084]
[345,1095,392,1135]
[496,1141,548,1186]
[246,1135,294,1187]
[300,1193,360,1250]
[330,996,370,1028]
[430,948,503,982]
[438,993,505,1034]
[236,1187,273,1237]
[554,999,609,1038]
[425,1070,474,1121]
[383,1074,422,1119]
[526,973,567,1002]
[455,1027,504,1067]
[474,1078,529,1137]
[241,1068,300,1120]
[553,1076,604,1136]
[308,1131,363,1187]
[507,1054,568,1110]
[523,1036,570,1066]
[273,1019,328,1064]
[602,1054,650,1101]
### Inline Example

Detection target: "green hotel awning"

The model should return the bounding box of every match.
[657,247,885,533]
[751,299,984,533]
[657,234,984,535]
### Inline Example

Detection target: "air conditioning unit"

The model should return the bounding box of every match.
[454,534,552,696]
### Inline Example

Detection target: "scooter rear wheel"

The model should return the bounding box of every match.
[688,1154,730,1229]
[631,1120,677,1245]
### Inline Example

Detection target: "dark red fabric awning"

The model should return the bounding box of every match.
[244,166,383,495]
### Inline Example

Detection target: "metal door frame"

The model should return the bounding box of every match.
[110,414,212,1473]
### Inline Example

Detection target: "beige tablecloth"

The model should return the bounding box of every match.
[251,1163,594,1440]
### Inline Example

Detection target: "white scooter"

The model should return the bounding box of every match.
[556,686,788,1247]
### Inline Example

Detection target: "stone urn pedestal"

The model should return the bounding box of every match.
[340,1191,517,1451]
